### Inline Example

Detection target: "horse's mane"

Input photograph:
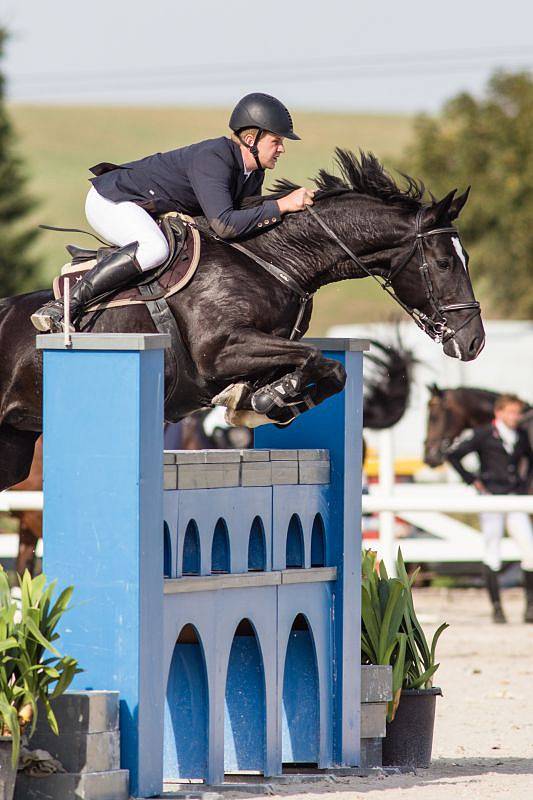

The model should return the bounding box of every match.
[242,149,425,210]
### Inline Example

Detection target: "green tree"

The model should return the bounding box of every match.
[0,28,40,297]
[404,71,533,318]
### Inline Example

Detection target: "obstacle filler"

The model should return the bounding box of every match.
[37,333,367,798]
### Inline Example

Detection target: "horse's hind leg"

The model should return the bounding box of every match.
[16,521,39,577]
[0,424,40,491]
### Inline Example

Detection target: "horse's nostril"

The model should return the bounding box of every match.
[469,337,479,354]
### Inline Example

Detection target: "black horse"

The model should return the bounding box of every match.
[0,150,484,491]
[424,385,532,467]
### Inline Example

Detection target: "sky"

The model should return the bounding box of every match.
[2,0,533,113]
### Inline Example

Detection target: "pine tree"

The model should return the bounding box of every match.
[0,28,40,298]
[404,71,533,319]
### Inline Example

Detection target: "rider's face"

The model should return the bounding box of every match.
[257,133,285,169]
[495,402,523,430]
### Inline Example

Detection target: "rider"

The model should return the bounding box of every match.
[31,93,315,333]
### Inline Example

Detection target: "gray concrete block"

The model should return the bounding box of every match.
[204,450,241,463]
[271,460,298,484]
[298,449,329,461]
[38,692,119,734]
[298,460,330,484]
[164,465,178,490]
[205,464,240,488]
[361,702,387,738]
[28,730,119,773]
[360,737,383,768]
[268,449,294,461]
[163,451,176,464]
[15,769,129,800]
[240,449,270,461]
[361,665,393,702]
[241,462,273,486]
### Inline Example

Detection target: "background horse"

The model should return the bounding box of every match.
[0,150,484,493]
[424,385,532,467]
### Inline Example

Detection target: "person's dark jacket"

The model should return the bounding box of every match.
[89,136,281,239]
[445,423,533,494]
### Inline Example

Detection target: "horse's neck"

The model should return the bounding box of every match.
[250,197,412,293]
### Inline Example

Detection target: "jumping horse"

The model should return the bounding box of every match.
[0,150,485,492]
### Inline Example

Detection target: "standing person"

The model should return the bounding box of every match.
[31,92,315,333]
[446,394,533,623]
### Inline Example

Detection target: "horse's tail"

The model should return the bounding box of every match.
[363,337,416,429]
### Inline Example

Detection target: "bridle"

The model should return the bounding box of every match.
[306,204,481,344]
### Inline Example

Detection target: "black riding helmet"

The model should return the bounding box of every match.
[229,92,300,169]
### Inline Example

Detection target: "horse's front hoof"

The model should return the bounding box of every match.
[30,310,54,332]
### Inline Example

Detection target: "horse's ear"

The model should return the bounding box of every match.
[423,189,456,228]
[449,186,470,220]
[427,383,443,398]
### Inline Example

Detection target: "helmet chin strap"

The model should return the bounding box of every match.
[240,128,263,170]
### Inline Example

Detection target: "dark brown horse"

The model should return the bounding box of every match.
[424,385,532,467]
[0,150,485,492]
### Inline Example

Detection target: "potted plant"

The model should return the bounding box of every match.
[0,568,80,800]
[361,548,448,769]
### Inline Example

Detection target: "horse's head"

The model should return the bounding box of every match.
[389,189,485,361]
[423,384,467,467]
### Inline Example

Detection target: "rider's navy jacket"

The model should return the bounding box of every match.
[445,423,533,494]
[89,136,281,239]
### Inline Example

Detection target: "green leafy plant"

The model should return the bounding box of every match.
[361,548,448,721]
[0,568,81,766]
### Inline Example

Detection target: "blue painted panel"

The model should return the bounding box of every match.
[311,515,326,567]
[183,520,201,575]
[164,641,208,780]
[211,518,230,573]
[285,514,304,569]
[248,517,266,571]
[224,635,266,773]
[282,629,319,763]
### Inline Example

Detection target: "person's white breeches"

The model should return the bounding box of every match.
[480,511,533,571]
[85,186,169,271]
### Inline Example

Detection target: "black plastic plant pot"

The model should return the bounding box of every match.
[382,687,443,769]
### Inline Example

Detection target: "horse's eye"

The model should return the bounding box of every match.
[437,259,450,270]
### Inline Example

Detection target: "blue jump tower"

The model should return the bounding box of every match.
[37,333,367,798]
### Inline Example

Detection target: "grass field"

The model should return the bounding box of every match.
[9,105,415,333]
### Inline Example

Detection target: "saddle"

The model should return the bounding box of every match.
[52,213,201,312]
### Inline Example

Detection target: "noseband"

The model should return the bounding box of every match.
[307,205,481,343]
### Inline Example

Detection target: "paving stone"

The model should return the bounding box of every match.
[241,462,273,486]
[14,769,129,800]
[298,449,329,461]
[28,729,119,773]
[240,449,270,461]
[361,702,387,738]
[298,460,330,484]
[361,665,393,702]
[37,691,119,734]
[271,461,298,484]
[164,465,178,490]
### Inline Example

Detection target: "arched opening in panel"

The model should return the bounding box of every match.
[224,618,266,774]
[285,514,304,569]
[248,516,266,572]
[310,514,326,568]
[282,614,319,765]
[211,518,230,573]
[164,624,208,781]
[182,520,200,575]
[164,521,172,578]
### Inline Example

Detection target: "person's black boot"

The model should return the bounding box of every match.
[523,571,533,623]
[484,565,507,623]
[31,242,142,332]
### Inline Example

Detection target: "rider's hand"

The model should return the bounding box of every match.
[277,187,315,215]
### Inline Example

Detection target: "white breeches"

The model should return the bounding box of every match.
[480,512,533,571]
[85,186,169,271]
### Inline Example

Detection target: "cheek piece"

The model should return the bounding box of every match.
[240,129,264,171]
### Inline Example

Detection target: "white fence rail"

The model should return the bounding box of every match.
[0,492,43,511]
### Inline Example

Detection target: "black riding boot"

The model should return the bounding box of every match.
[524,571,533,623]
[31,242,142,333]
[484,565,506,623]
